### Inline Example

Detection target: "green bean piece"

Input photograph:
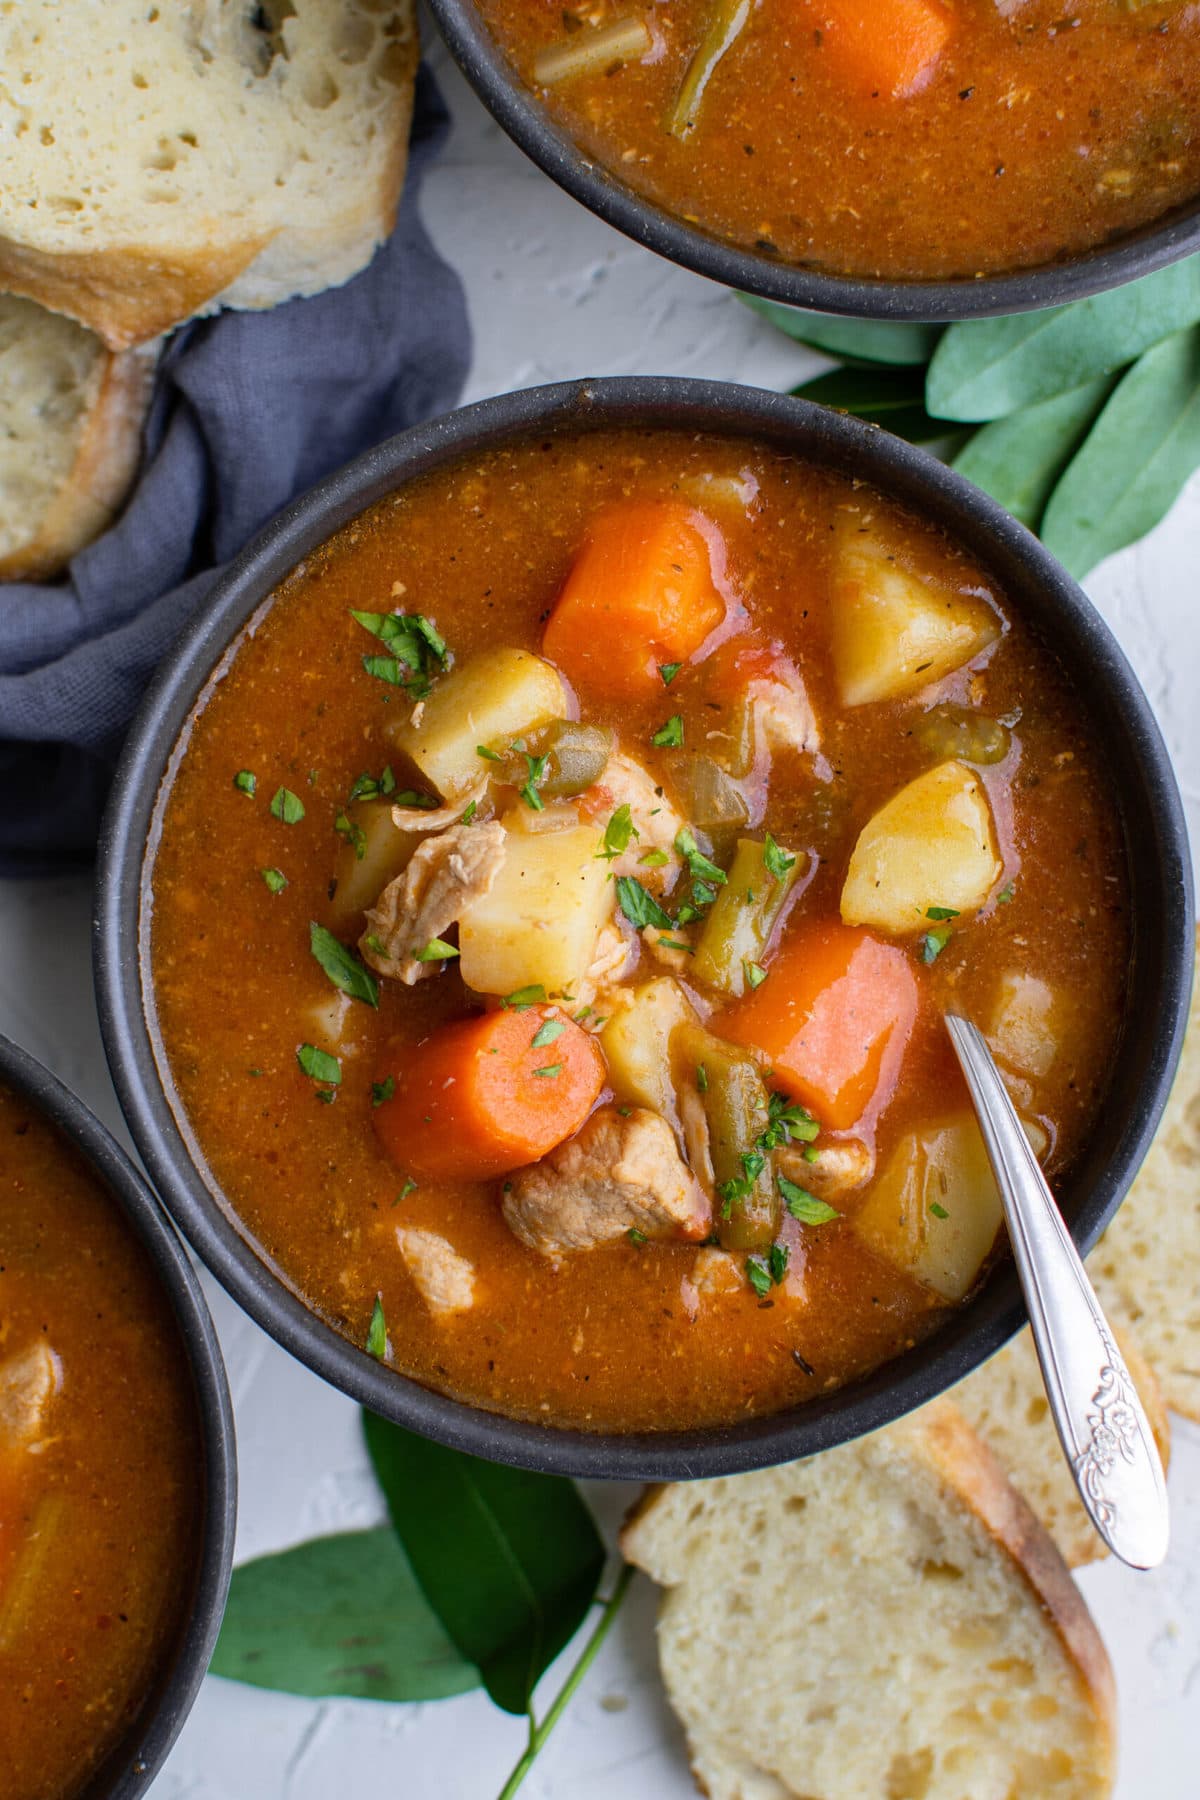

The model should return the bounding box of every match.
[664,753,750,839]
[676,1027,778,1250]
[693,837,804,997]
[667,0,752,138]
[912,703,1011,767]
[497,721,613,798]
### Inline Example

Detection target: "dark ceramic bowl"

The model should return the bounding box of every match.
[0,1034,236,1800]
[427,0,1200,321]
[96,377,1193,1480]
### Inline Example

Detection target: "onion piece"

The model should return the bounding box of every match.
[533,16,653,87]
[668,0,751,138]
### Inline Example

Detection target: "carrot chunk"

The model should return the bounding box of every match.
[373,1005,606,1182]
[542,499,727,697]
[807,0,953,99]
[718,921,918,1130]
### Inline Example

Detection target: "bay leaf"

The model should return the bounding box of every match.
[927,257,1200,420]
[209,1528,478,1702]
[792,365,945,441]
[740,295,942,366]
[951,375,1116,528]
[1041,325,1200,579]
[363,1411,605,1717]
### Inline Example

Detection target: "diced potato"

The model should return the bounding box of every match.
[458,821,613,997]
[986,971,1061,1079]
[302,989,356,1055]
[0,1343,60,1452]
[601,978,699,1119]
[852,1110,1047,1300]
[830,515,1001,707]
[328,800,419,930]
[391,649,567,800]
[852,1114,1002,1301]
[841,760,1001,933]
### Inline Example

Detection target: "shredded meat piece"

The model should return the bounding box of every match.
[396,1227,476,1316]
[504,1106,710,1257]
[360,822,506,983]
[0,1342,61,1450]
[575,922,633,1011]
[777,1138,874,1200]
[642,924,694,974]
[582,752,684,893]
[390,782,488,834]
[680,1246,743,1321]
[751,663,820,758]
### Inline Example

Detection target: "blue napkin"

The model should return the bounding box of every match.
[0,68,470,876]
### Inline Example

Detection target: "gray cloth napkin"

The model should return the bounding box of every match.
[0,67,470,875]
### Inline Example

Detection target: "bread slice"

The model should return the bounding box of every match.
[0,3,417,349]
[0,295,153,582]
[950,1323,1170,1568]
[1088,932,1200,1421]
[622,1403,1116,1800]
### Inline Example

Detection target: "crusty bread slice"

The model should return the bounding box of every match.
[951,1323,1169,1569]
[0,3,417,349]
[0,295,153,582]
[622,1403,1116,1800]
[1088,935,1200,1421]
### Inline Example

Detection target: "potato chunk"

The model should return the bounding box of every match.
[601,978,700,1119]
[391,649,567,800]
[852,1114,1003,1301]
[831,516,1000,707]
[458,816,614,997]
[328,799,419,930]
[841,760,1001,934]
[986,972,1061,1079]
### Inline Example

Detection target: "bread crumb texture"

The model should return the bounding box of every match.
[0,2,417,344]
[622,1404,1115,1800]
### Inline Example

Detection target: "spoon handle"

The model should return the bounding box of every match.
[945,1013,1169,1571]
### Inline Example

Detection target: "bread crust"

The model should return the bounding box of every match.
[0,339,155,582]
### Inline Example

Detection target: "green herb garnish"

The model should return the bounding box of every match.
[599,802,639,861]
[531,1018,565,1049]
[768,1242,789,1285]
[759,1092,820,1150]
[627,1227,648,1247]
[502,985,547,1010]
[651,714,684,749]
[393,1177,418,1205]
[233,770,256,797]
[270,787,305,825]
[763,834,796,881]
[639,849,669,868]
[997,882,1015,904]
[929,1201,950,1220]
[297,1043,341,1086]
[461,800,478,825]
[925,905,961,922]
[675,827,726,887]
[919,923,953,964]
[521,752,549,812]
[659,662,682,686]
[744,960,768,990]
[351,609,449,698]
[696,1063,708,1092]
[371,1076,395,1107]
[415,938,459,963]
[348,766,397,803]
[476,744,503,763]
[615,876,673,932]
[310,921,380,1006]
[746,1256,772,1299]
[533,1064,562,1079]
[260,867,287,894]
[334,811,367,860]
[366,1295,388,1360]
[778,1173,839,1225]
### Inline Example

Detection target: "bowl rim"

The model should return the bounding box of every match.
[0,1032,236,1800]
[424,0,1200,323]
[95,375,1194,1480]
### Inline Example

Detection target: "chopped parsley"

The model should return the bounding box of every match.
[297,1043,341,1086]
[651,714,684,749]
[520,751,549,812]
[531,1017,566,1049]
[233,769,256,797]
[364,933,388,958]
[393,1177,418,1205]
[768,1242,789,1285]
[744,960,768,990]
[350,608,448,698]
[365,1295,387,1360]
[476,744,504,763]
[778,1173,839,1225]
[926,905,960,922]
[461,800,478,825]
[533,1063,562,1079]
[502,985,547,1010]
[675,827,726,888]
[746,1256,772,1299]
[660,937,695,954]
[371,1076,395,1107]
[929,1201,950,1220]
[659,662,682,686]
[759,1092,820,1150]
[763,833,796,881]
[269,787,305,825]
[627,1227,648,1247]
[394,790,438,810]
[260,867,287,894]
[696,1063,708,1093]
[919,923,954,964]
[348,766,397,804]
[415,937,459,962]
[309,921,380,1006]
[639,848,669,868]
[718,1151,766,1218]
[334,811,367,860]
[615,876,673,932]
[997,882,1015,905]
[599,802,639,861]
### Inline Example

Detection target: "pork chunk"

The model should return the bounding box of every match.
[503,1106,710,1257]
[583,753,685,893]
[360,822,506,984]
[752,662,821,758]
[777,1138,874,1201]
[0,1342,61,1452]
[396,1227,476,1317]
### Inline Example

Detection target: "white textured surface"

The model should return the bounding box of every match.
[4,38,1199,1799]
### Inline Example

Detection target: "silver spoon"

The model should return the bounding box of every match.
[945,1013,1169,1571]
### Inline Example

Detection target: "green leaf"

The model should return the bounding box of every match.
[309,921,379,1007]
[362,1411,605,1717]
[260,867,287,894]
[615,876,674,932]
[951,376,1116,528]
[927,257,1200,421]
[297,1044,341,1086]
[414,937,460,962]
[502,985,548,1010]
[779,1173,839,1225]
[1041,326,1200,579]
[651,714,684,748]
[269,787,305,825]
[659,662,682,686]
[599,802,639,861]
[740,294,941,366]
[746,1256,772,1298]
[531,1018,566,1049]
[792,365,944,442]
[366,1295,387,1360]
[209,1529,478,1702]
[233,770,256,797]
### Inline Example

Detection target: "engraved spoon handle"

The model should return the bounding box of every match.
[945,1013,1169,1570]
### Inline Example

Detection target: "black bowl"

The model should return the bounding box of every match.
[427,0,1200,321]
[95,377,1193,1480]
[0,1034,236,1800]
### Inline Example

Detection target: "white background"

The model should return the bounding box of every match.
[4,38,1199,1800]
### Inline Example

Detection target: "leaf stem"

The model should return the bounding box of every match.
[496,1563,635,1800]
